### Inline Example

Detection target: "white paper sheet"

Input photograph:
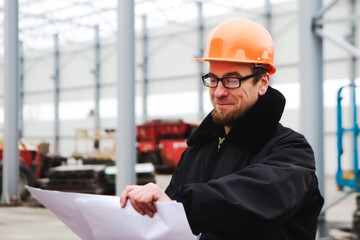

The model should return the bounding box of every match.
[26,186,198,240]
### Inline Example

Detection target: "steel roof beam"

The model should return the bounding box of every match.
[316,14,360,24]
[314,0,340,19]
[20,8,115,32]
[315,28,360,58]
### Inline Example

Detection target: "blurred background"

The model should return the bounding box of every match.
[0,0,359,239]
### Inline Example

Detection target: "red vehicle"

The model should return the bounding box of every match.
[0,142,64,200]
[0,146,37,200]
[136,119,197,172]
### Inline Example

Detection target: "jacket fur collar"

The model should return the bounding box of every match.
[187,86,286,153]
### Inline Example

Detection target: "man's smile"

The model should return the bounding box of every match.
[215,102,234,109]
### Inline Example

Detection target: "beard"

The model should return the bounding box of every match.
[211,108,244,126]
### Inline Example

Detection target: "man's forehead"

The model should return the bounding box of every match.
[207,71,241,77]
[209,61,253,74]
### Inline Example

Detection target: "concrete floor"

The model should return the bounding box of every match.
[324,176,358,240]
[0,206,80,240]
[0,175,358,240]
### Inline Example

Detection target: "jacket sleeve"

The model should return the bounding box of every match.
[168,133,322,235]
[165,146,190,197]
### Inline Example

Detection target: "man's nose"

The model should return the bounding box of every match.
[213,81,229,98]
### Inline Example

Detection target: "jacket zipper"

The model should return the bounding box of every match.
[218,137,225,152]
[207,137,226,180]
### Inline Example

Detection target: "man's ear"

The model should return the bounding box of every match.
[258,73,270,96]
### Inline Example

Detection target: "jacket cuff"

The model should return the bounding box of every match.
[171,187,200,235]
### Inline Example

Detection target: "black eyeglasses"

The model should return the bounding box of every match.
[202,73,255,89]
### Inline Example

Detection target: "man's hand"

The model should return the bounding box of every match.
[120,182,171,218]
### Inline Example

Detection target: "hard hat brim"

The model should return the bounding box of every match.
[194,57,276,75]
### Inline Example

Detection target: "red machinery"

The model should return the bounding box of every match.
[0,147,37,200]
[136,120,197,171]
[0,142,64,200]
[0,148,34,168]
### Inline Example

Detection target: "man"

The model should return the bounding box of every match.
[121,18,324,240]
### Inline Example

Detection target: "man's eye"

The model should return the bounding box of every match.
[226,78,239,85]
[209,77,218,84]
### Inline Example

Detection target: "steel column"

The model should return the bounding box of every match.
[265,0,272,33]
[348,0,358,202]
[53,34,60,155]
[299,0,326,236]
[141,15,148,123]
[348,0,357,84]
[1,0,19,203]
[116,0,136,194]
[197,1,204,120]
[93,25,101,130]
[19,41,24,138]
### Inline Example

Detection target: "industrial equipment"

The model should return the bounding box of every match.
[137,119,197,172]
[73,120,197,173]
[336,83,360,238]
[0,141,65,200]
[73,128,116,165]
[336,84,359,190]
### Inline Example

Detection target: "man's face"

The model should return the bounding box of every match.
[209,61,268,126]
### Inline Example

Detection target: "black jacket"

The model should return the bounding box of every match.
[165,87,324,240]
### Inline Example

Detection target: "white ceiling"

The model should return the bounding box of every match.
[0,0,289,52]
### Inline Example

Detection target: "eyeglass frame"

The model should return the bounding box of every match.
[201,73,256,89]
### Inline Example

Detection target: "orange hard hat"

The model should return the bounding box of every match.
[195,18,276,75]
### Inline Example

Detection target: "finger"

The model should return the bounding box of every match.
[140,189,158,212]
[120,185,137,208]
[131,201,155,218]
[134,194,157,217]
[130,199,145,215]
[126,183,165,217]
[120,195,126,208]
[128,189,157,217]
[140,202,157,218]
[120,189,129,208]
[128,190,150,215]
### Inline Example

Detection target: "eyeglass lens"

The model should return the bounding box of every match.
[203,76,240,88]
